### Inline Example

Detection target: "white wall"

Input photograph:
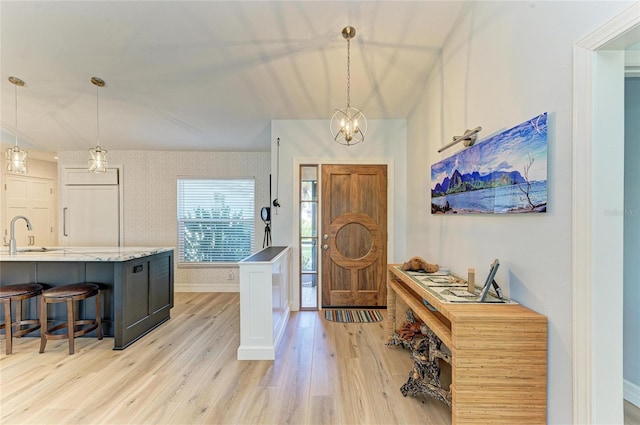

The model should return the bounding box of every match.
[624,76,640,402]
[57,150,270,292]
[270,119,407,309]
[406,2,633,424]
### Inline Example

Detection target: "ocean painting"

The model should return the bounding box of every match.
[431,113,547,214]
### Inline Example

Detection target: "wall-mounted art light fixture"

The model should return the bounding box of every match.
[330,26,367,146]
[6,77,28,174]
[437,126,482,153]
[88,77,108,173]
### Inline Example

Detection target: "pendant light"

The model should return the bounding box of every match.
[6,77,28,174]
[330,26,367,146]
[88,77,108,173]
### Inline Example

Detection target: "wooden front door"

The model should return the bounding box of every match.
[321,164,387,307]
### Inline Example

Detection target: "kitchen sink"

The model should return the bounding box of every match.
[16,247,63,253]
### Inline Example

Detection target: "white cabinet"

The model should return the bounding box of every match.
[3,175,54,247]
[61,168,121,247]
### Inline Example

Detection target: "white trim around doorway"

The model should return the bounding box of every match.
[290,157,395,312]
[573,3,640,424]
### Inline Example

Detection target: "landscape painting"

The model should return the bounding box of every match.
[431,112,547,214]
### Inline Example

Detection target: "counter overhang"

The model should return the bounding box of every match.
[0,247,174,262]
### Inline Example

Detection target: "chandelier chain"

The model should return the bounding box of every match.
[346,36,351,109]
[330,26,366,146]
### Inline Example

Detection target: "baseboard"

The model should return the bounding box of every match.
[175,283,239,293]
[624,379,640,408]
[237,345,275,360]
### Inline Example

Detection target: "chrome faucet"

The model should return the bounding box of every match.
[9,215,32,255]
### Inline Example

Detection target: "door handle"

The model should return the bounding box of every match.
[63,207,68,236]
[323,234,328,240]
[322,244,329,250]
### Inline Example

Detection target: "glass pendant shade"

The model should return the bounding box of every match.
[6,76,28,173]
[88,146,108,173]
[6,145,28,174]
[88,77,108,173]
[330,26,366,146]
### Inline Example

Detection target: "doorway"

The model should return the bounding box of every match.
[573,5,640,423]
[293,159,394,312]
[624,72,640,424]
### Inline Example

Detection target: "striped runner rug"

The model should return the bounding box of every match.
[324,309,383,323]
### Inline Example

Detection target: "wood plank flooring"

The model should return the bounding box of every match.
[1,293,451,424]
[626,400,640,425]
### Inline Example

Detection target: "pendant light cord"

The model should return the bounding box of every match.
[276,138,279,202]
[272,138,281,212]
[14,82,18,147]
[96,84,100,147]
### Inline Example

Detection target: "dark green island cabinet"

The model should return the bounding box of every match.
[0,247,174,350]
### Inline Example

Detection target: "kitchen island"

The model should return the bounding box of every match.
[0,247,174,350]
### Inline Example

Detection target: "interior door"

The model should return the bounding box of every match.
[321,164,387,307]
[4,175,54,246]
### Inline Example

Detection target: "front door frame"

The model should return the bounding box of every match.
[573,4,640,424]
[291,157,395,312]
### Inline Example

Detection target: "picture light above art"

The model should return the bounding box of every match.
[437,126,483,153]
[431,113,548,215]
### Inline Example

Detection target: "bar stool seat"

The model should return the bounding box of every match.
[40,283,102,355]
[0,283,43,354]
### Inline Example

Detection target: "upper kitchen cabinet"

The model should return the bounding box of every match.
[61,167,122,247]
[3,175,55,247]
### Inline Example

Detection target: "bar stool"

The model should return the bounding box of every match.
[0,283,43,355]
[40,283,102,355]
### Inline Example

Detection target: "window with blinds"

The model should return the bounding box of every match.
[177,178,255,265]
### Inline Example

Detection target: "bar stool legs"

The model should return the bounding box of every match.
[40,283,102,355]
[0,283,43,355]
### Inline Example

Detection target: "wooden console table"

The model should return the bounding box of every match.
[387,265,547,424]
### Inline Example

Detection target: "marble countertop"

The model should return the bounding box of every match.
[0,247,174,262]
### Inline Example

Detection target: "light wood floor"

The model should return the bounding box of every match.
[1,292,451,424]
[627,400,640,425]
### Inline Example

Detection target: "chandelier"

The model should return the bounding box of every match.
[330,26,367,146]
[6,77,28,174]
[88,77,108,173]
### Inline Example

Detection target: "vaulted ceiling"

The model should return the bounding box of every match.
[1,1,463,156]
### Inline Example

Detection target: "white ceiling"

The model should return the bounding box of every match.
[1,1,463,156]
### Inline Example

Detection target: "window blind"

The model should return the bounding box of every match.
[177,178,255,264]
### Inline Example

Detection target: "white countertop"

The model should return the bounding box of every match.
[0,247,174,262]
